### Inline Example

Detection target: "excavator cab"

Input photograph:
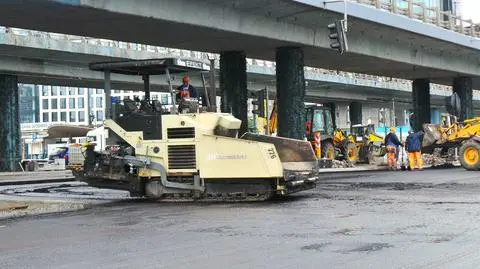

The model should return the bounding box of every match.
[305,105,335,158]
[305,105,358,163]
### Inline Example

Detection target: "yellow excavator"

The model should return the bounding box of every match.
[269,102,358,164]
[78,58,320,201]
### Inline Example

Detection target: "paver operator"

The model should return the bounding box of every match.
[176,75,198,101]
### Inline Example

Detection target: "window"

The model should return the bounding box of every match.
[78,88,84,95]
[69,111,76,122]
[325,110,334,135]
[42,99,49,109]
[59,87,66,96]
[51,87,57,96]
[114,90,121,94]
[69,98,75,109]
[42,88,49,96]
[312,110,325,133]
[78,97,84,109]
[42,112,49,122]
[51,112,58,122]
[96,89,102,94]
[161,94,169,105]
[51,99,58,109]
[60,98,66,109]
[96,97,103,108]
[61,112,66,122]
[78,111,85,122]
[69,88,76,95]
[96,111,104,121]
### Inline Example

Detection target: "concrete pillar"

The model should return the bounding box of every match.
[349,102,362,126]
[276,47,306,140]
[220,51,248,136]
[0,75,20,171]
[412,78,431,132]
[453,76,473,121]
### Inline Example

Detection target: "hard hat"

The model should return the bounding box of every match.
[389,127,395,132]
[182,75,190,83]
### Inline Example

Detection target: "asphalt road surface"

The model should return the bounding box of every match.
[2,168,480,269]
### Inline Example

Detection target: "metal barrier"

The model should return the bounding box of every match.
[354,0,479,37]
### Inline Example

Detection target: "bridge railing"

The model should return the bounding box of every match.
[0,26,465,94]
[354,0,479,37]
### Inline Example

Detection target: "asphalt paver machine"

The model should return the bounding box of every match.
[79,58,320,201]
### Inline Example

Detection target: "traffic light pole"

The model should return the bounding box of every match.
[323,0,348,32]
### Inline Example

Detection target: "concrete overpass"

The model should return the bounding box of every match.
[0,0,479,86]
[3,26,476,106]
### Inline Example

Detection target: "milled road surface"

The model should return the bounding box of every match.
[2,168,480,269]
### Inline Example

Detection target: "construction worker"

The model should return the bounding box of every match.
[405,130,424,170]
[176,75,198,112]
[176,75,198,102]
[384,127,403,170]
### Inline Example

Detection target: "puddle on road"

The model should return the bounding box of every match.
[301,242,331,251]
[332,228,355,235]
[341,243,393,253]
[189,225,233,233]
[116,218,140,226]
[430,236,454,243]
[319,182,434,192]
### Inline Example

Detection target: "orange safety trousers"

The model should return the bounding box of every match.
[408,151,423,169]
[387,146,397,168]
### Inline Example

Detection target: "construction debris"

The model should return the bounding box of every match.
[332,160,355,168]
[422,153,448,167]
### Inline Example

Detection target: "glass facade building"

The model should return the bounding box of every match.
[31,85,171,126]
[18,84,40,124]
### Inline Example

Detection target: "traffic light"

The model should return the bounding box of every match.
[327,19,348,54]
[251,88,266,118]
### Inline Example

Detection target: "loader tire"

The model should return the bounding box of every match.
[345,143,358,164]
[322,141,335,160]
[459,141,480,171]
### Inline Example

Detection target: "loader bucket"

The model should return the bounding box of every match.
[422,123,443,147]
[240,133,317,171]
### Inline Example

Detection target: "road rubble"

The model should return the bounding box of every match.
[0,199,87,220]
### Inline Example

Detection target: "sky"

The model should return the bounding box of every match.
[457,0,480,23]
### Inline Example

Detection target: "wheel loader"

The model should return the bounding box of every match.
[422,117,480,171]
[80,58,319,201]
